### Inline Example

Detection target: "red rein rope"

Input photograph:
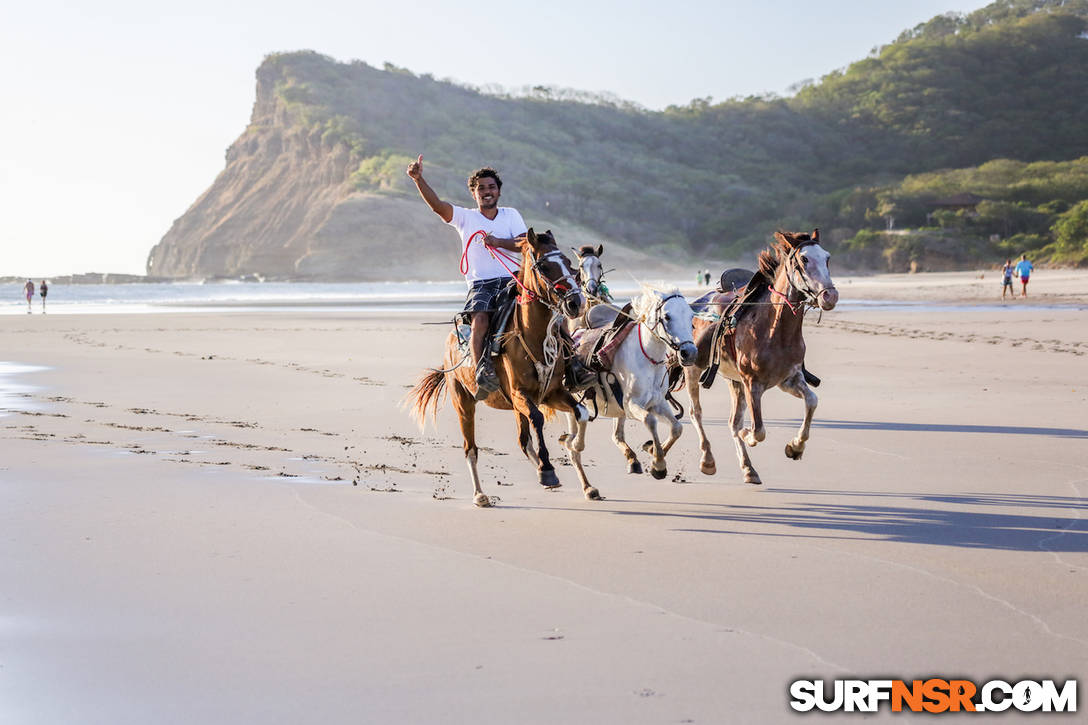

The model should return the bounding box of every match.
[637,323,664,365]
[461,229,538,302]
[769,287,798,315]
[459,230,487,275]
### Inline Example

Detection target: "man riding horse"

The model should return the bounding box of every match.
[407,155,593,399]
[406,156,528,399]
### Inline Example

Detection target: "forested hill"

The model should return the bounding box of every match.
[147,0,1088,280]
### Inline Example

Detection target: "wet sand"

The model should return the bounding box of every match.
[2,271,1086,723]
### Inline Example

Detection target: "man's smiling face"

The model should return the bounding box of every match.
[473,177,500,211]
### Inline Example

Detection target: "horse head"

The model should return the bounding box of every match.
[522,229,586,319]
[573,244,605,298]
[635,286,698,366]
[772,228,838,311]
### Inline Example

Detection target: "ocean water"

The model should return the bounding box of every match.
[0,362,47,417]
[0,280,473,315]
[3,280,1082,316]
[0,279,702,316]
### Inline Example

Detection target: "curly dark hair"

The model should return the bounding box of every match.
[467,167,502,192]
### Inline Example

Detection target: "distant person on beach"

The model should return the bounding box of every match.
[1000,259,1015,299]
[406,155,528,399]
[39,280,48,312]
[24,279,34,313]
[704,270,711,286]
[1014,254,1034,297]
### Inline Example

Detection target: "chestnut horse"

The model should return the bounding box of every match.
[407,229,601,507]
[683,229,838,484]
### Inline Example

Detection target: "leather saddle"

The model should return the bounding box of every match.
[572,302,635,373]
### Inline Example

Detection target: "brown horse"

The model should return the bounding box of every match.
[407,229,601,507]
[684,229,838,484]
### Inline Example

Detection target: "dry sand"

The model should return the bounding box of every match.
[2,271,1086,723]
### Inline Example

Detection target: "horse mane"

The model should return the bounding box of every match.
[632,284,680,318]
[758,230,814,281]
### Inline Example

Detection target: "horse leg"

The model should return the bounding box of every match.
[450,379,491,507]
[611,415,642,474]
[741,380,767,446]
[634,403,668,480]
[510,390,561,489]
[646,399,683,463]
[728,380,761,485]
[516,412,540,467]
[554,397,600,501]
[779,369,818,460]
[685,366,715,475]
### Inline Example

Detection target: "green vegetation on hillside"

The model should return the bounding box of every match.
[830,158,1088,267]
[253,0,1088,269]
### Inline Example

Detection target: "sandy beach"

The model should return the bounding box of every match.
[2,271,1086,723]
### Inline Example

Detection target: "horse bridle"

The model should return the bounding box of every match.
[574,251,605,299]
[642,293,691,354]
[781,241,832,308]
[526,248,582,312]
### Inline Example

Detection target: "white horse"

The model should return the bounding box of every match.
[567,244,614,332]
[561,286,698,480]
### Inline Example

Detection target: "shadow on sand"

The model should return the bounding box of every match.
[696,417,1088,439]
[603,489,1088,552]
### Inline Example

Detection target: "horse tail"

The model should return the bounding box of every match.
[405,368,448,430]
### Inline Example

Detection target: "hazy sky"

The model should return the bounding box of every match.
[3,0,988,276]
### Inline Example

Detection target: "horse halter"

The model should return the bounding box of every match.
[641,293,691,354]
[526,248,582,312]
[781,241,831,308]
[574,251,605,298]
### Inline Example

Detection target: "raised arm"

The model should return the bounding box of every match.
[406,154,453,223]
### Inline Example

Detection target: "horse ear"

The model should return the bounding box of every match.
[773,230,789,247]
[526,228,537,247]
[812,228,820,243]
[595,244,603,257]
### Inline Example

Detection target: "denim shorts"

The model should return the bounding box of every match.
[463,277,514,314]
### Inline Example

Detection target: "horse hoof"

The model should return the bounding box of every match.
[744,473,762,485]
[474,493,492,507]
[585,487,602,501]
[558,433,569,445]
[641,440,654,454]
[650,468,667,480]
[539,469,561,488]
[784,442,804,460]
[700,461,716,475]
[628,460,643,475]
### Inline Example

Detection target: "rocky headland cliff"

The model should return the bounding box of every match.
[146,55,682,281]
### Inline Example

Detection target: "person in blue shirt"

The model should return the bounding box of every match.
[1014,254,1034,297]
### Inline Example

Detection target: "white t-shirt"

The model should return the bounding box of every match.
[448,205,528,284]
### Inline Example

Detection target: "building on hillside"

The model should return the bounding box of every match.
[926,192,985,225]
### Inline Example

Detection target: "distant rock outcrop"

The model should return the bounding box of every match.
[146,57,678,280]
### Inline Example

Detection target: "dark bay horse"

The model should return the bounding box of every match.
[408,229,601,507]
[684,229,838,484]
